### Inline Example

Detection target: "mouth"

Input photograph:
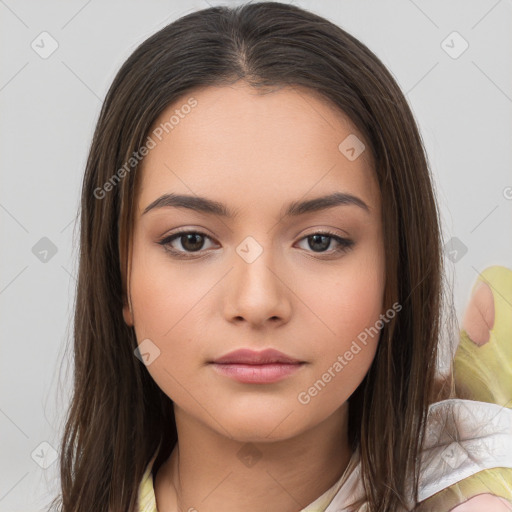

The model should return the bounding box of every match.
[209,348,305,384]
[211,347,304,365]
[210,361,305,384]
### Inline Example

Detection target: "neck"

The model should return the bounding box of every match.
[154,402,352,512]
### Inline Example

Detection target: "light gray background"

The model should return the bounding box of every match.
[1,0,511,510]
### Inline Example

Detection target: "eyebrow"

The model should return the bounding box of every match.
[141,192,370,218]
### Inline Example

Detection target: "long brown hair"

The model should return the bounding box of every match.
[49,2,456,511]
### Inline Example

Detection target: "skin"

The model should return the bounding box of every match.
[450,494,512,511]
[462,280,495,346]
[123,81,386,512]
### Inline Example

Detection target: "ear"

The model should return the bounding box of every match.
[122,295,134,327]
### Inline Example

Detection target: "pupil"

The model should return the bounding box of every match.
[183,234,203,252]
[310,234,329,252]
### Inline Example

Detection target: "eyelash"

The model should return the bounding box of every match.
[157,228,354,259]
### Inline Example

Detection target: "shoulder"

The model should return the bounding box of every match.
[416,399,512,510]
[325,399,512,511]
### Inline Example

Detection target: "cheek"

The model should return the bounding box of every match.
[128,235,204,336]
[294,248,385,403]
[128,258,204,402]
[128,240,190,357]
[302,247,385,352]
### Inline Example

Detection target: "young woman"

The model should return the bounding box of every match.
[50,2,512,511]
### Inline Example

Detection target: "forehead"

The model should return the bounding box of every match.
[136,82,379,219]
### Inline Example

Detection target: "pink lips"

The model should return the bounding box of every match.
[210,348,305,384]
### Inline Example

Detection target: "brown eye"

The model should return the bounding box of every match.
[307,234,331,252]
[297,232,354,255]
[177,233,206,252]
[158,230,216,257]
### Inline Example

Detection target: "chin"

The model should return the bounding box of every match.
[215,410,309,443]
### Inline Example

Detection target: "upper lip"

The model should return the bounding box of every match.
[211,348,303,365]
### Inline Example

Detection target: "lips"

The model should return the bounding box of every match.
[210,348,305,384]
[211,348,303,365]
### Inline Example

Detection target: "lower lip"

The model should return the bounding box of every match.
[211,363,304,383]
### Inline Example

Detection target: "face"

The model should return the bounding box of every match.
[123,82,386,442]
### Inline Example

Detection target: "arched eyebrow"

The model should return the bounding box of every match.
[141,192,370,218]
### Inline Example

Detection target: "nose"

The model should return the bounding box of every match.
[223,241,293,328]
